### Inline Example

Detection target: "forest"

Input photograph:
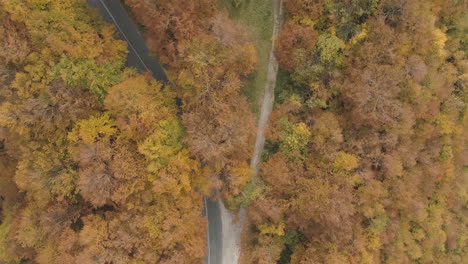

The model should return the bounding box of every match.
[240,0,467,263]
[0,0,466,264]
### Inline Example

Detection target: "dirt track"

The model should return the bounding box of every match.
[249,0,284,178]
[220,0,284,263]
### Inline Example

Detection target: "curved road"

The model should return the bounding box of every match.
[87,0,168,82]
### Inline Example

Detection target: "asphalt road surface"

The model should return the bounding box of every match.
[87,1,222,263]
[87,0,168,82]
[205,198,223,264]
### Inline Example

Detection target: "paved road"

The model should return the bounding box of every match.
[87,1,221,263]
[87,0,168,82]
[205,198,223,264]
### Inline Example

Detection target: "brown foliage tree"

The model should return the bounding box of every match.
[284,0,327,20]
[39,203,81,240]
[276,24,318,72]
[73,141,115,207]
[0,11,30,65]
[0,82,99,139]
[183,94,255,169]
[405,55,428,83]
[175,35,256,198]
[288,168,355,244]
[124,0,216,66]
[341,45,404,129]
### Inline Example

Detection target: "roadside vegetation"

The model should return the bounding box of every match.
[218,0,275,114]
[124,0,261,202]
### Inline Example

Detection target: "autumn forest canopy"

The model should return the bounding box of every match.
[0,0,466,264]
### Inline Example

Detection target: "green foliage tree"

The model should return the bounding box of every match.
[54,57,126,99]
[315,33,344,67]
[279,122,311,159]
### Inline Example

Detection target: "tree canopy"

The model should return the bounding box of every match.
[242,0,467,263]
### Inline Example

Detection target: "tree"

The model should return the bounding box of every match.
[288,171,355,244]
[249,0,467,263]
[309,112,343,156]
[2,0,127,62]
[78,163,116,208]
[68,114,121,207]
[14,139,75,205]
[333,151,359,171]
[105,74,177,140]
[260,153,300,197]
[276,24,318,72]
[315,33,344,67]
[183,94,255,169]
[175,35,256,198]
[279,122,311,159]
[176,36,256,99]
[284,0,327,20]
[54,57,126,100]
[241,235,284,264]
[326,0,379,41]
[0,82,99,139]
[341,58,404,129]
[138,119,185,174]
[39,203,80,240]
[0,10,30,65]
[290,242,351,264]
[0,128,21,204]
[0,0,209,263]
[68,113,118,144]
[405,55,428,83]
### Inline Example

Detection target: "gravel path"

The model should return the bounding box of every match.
[250,0,284,178]
[219,200,245,264]
[220,1,284,263]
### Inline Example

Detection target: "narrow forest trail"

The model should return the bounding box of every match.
[250,0,283,178]
[219,1,284,263]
